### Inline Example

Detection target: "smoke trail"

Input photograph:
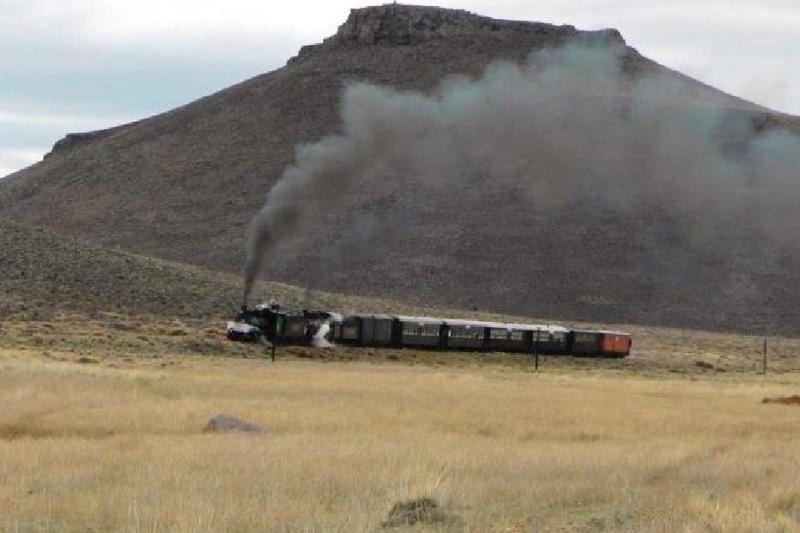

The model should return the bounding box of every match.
[312,321,334,348]
[242,40,800,307]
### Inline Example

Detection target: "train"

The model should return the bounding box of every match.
[226,303,632,358]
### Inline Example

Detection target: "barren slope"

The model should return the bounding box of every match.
[2,5,800,334]
[0,223,245,318]
[0,223,391,319]
[0,222,463,319]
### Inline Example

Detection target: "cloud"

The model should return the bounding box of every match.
[0,147,47,178]
[0,1,369,177]
[0,109,130,127]
[0,0,348,69]
[0,103,135,177]
[434,1,800,115]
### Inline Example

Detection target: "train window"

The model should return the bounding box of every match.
[287,322,305,334]
[450,327,482,339]
[489,329,509,339]
[509,331,524,341]
[403,324,439,337]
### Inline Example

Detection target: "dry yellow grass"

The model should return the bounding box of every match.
[2,326,800,532]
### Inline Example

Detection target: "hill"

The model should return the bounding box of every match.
[0,222,457,320]
[0,223,383,319]
[0,222,247,319]
[2,4,800,335]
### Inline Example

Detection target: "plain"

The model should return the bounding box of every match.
[1,316,799,532]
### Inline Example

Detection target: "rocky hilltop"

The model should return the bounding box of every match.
[2,4,799,334]
[303,4,621,51]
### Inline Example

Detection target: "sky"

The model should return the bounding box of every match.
[1,0,798,177]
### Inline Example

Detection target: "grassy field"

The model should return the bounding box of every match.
[2,315,800,531]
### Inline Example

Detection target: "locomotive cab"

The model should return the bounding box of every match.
[229,303,286,343]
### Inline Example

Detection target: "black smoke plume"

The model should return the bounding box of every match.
[242,41,800,308]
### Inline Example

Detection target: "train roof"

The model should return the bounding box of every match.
[572,329,631,336]
[500,322,570,333]
[394,315,446,325]
[396,315,568,333]
[268,308,570,334]
[479,321,569,333]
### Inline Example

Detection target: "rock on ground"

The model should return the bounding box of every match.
[203,414,265,433]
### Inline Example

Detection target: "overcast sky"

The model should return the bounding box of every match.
[2,0,798,177]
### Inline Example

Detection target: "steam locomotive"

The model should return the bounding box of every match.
[227,303,632,357]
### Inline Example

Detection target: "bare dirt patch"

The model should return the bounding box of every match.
[762,395,800,405]
[382,498,447,528]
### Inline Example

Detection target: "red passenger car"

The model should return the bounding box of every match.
[569,330,632,357]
